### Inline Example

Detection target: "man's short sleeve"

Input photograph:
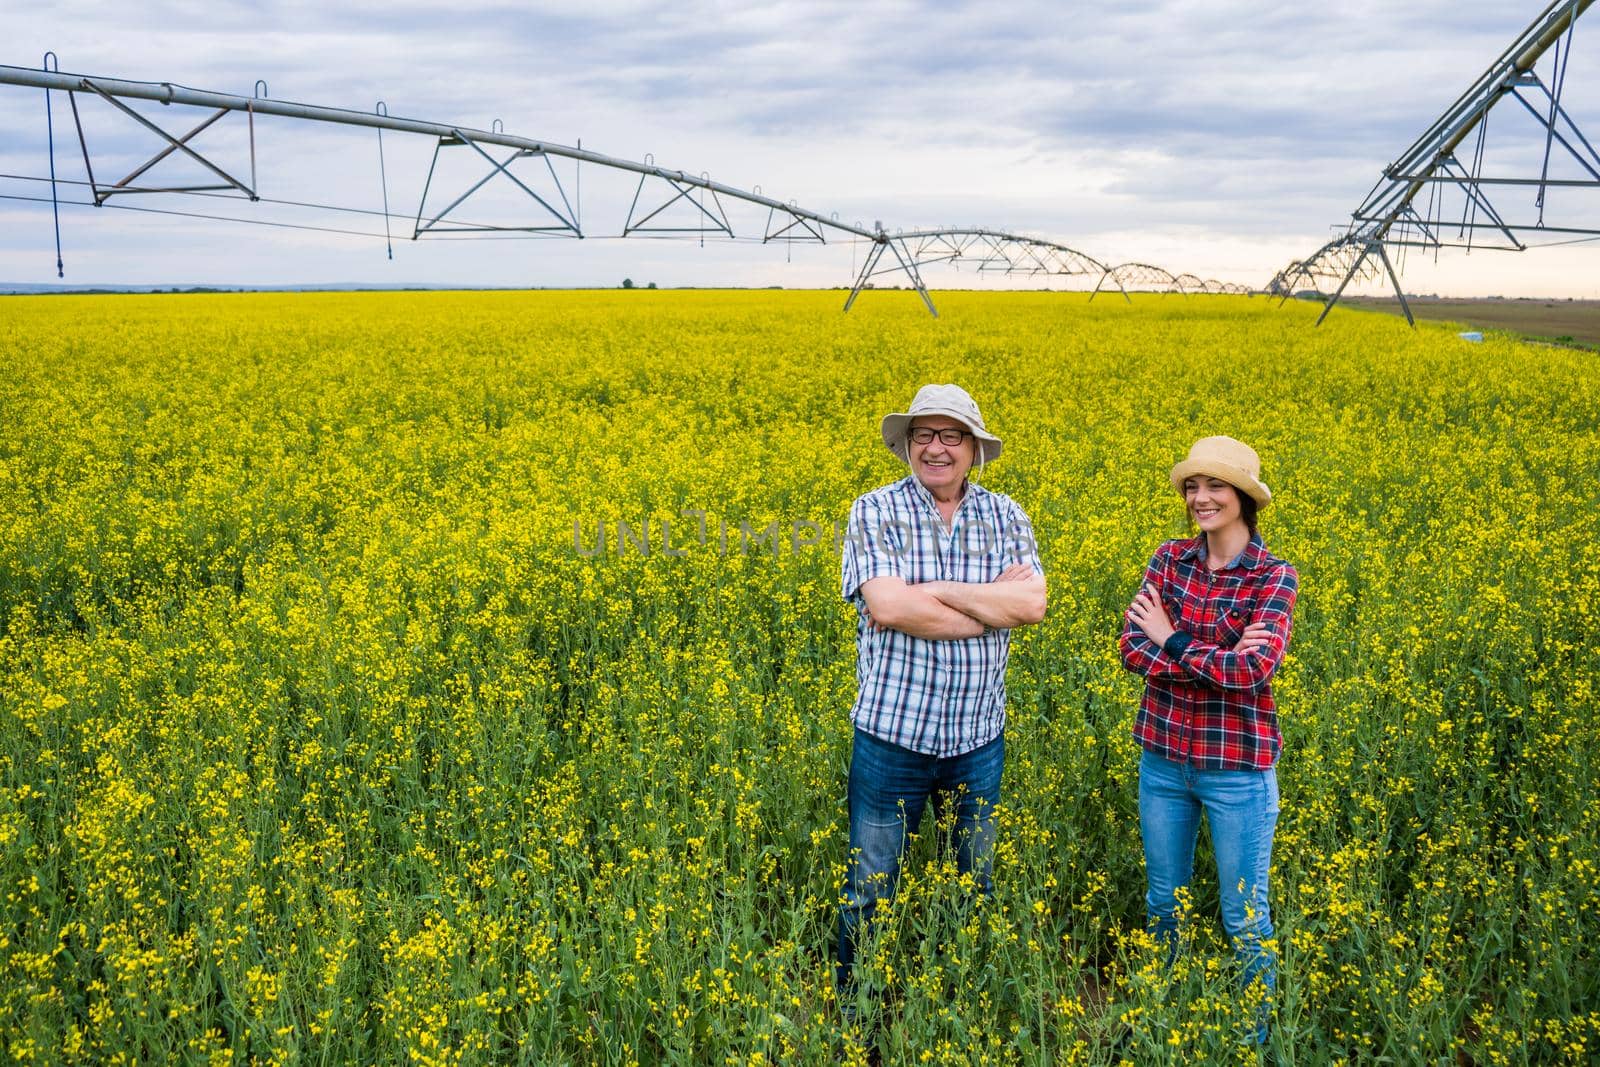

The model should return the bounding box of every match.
[1004,499,1044,575]
[841,495,903,602]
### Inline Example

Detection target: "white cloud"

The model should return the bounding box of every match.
[2,0,1597,295]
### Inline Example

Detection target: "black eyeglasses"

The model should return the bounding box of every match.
[908,427,973,446]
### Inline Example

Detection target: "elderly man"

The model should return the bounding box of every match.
[835,383,1047,1003]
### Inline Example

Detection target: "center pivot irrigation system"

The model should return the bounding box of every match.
[1269,0,1597,325]
[0,61,1249,316]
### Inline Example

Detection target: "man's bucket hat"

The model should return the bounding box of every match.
[1169,435,1272,506]
[881,384,1002,465]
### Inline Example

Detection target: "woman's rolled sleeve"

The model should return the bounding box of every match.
[1171,564,1298,692]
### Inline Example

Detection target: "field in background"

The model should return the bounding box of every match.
[1343,295,1600,348]
[2,291,1598,1064]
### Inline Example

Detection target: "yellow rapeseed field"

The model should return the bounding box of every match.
[1,289,1597,1064]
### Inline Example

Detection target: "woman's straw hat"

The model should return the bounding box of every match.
[1169,436,1272,506]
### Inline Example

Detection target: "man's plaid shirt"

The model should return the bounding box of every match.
[841,476,1042,757]
[1119,532,1299,770]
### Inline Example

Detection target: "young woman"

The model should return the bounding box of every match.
[1119,435,1299,1044]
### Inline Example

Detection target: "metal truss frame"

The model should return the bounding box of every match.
[848,229,1144,316]
[59,76,261,206]
[1272,0,1595,325]
[1090,262,1249,300]
[763,199,827,244]
[841,228,1129,318]
[3,62,1250,315]
[844,233,937,315]
[623,163,731,238]
[414,129,579,237]
[1268,235,1389,303]
[1270,235,1412,325]
[1095,262,1178,296]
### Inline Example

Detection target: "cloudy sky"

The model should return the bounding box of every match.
[3,1,1597,296]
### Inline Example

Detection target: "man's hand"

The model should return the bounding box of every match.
[995,562,1035,583]
[924,565,1047,630]
[859,577,986,640]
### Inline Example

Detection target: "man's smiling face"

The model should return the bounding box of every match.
[908,416,975,496]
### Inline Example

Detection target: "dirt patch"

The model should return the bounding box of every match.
[1342,297,1600,349]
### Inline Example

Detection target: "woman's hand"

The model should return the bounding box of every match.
[1126,583,1176,646]
[1233,622,1272,655]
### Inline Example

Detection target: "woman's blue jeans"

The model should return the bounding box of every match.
[1139,749,1279,1039]
[835,728,1004,994]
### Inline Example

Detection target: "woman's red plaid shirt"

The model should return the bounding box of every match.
[1119,532,1299,770]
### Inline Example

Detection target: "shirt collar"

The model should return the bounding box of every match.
[903,473,976,516]
[1178,530,1268,572]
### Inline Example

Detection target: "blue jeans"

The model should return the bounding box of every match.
[835,728,1004,993]
[1139,749,1279,1039]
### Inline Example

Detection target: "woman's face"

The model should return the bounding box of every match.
[1183,476,1244,534]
